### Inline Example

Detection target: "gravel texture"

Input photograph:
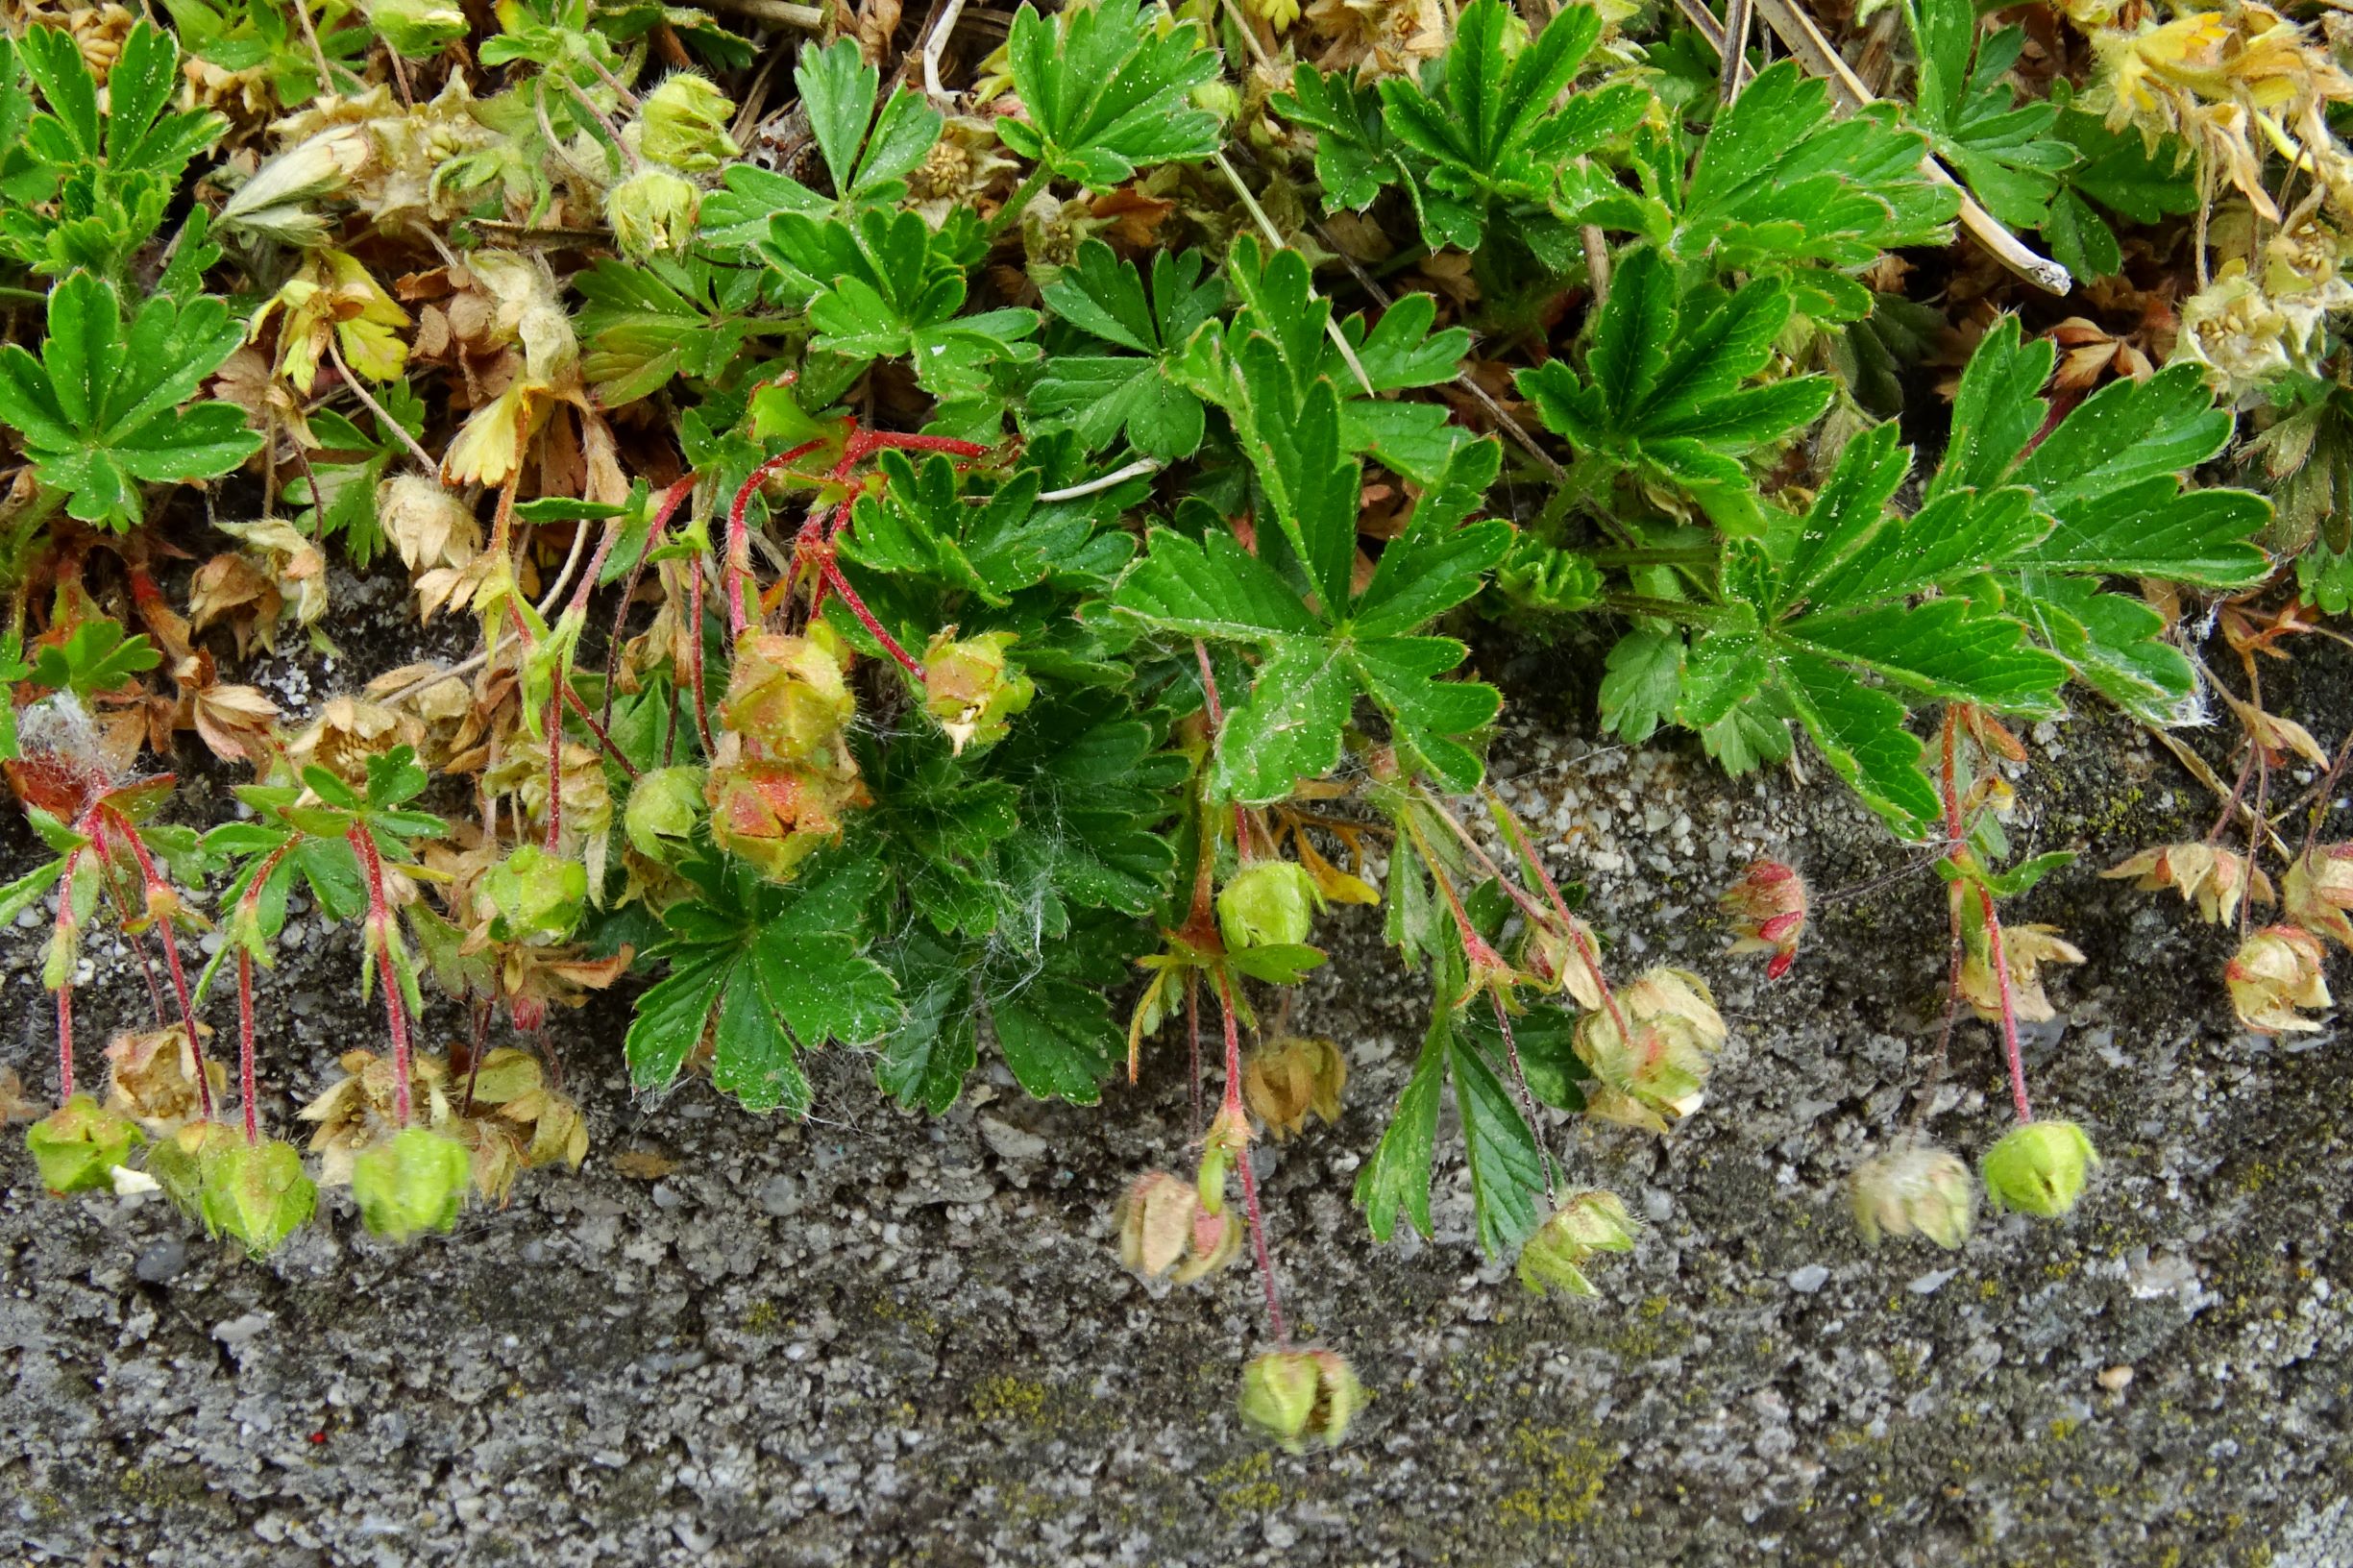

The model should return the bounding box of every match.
[3,575,2352,1566]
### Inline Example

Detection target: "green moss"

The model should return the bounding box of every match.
[1493,1421,1615,1531]
[1205,1451,1282,1515]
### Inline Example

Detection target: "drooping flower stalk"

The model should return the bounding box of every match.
[97,807,213,1123]
[1940,707,2033,1127]
[544,690,565,855]
[602,476,699,734]
[233,844,293,1146]
[1478,787,1636,1048]
[726,442,824,636]
[1977,899,2035,1125]
[1213,968,1288,1347]
[347,822,414,1126]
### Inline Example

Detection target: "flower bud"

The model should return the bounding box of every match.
[1115,1169,1239,1284]
[1217,861,1319,951]
[1573,968,1727,1131]
[350,1126,471,1241]
[721,631,857,767]
[922,630,1034,753]
[2102,843,2273,926]
[705,757,870,884]
[2282,844,2353,948]
[1242,1036,1347,1139]
[625,766,707,862]
[1190,80,1242,121]
[1238,1349,1362,1453]
[217,124,374,245]
[1516,1189,1639,1296]
[1523,915,1607,1011]
[606,167,700,262]
[1719,859,1807,980]
[1851,1145,1976,1248]
[482,845,588,944]
[2224,923,2333,1033]
[1980,1120,2098,1218]
[638,73,741,172]
[364,0,468,55]
[25,1094,144,1194]
[199,1137,318,1257]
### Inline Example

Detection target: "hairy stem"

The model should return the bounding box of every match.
[237,949,259,1145]
[686,564,715,760]
[1489,991,1556,1207]
[1214,969,1287,1347]
[544,691,566,853]
[1482,788,1635,1048]
[102,809,214,1123]
[601,475,697,734]
[348,824,414,1126]
[727,445,824,637]
[1978,897,2034,1124]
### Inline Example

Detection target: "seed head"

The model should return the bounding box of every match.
[2224,923,2333,1033]
[1242,1036,1347,1139]
[1980,1120,2099,1219]
[1238,1349,1363,1453]
[1217,860,1320,951]
[1851,1145,1976,1249]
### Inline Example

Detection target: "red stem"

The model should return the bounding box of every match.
[686,565,715,759]
[727,444,825,636]
[1214,969,1287,1346]
[347,823,413,1126]
[237,949,259,1145]
[564,685,640,780]
[601,477,699,734]
[544,691,565,853]
[100,807,213,1123]
[1185,967,1203,1139]
[820,557,925,678]
[1978,897,2034,1124]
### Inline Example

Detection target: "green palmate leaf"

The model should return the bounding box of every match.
[839,451,1136,608]
[2,21,224,279]
[1272,63,1403,215]
[1030,240,1224,458]
[574,257,774,405]
[701,38,944,250]
[1370,0,1645,253]
[764,208,1039,399]
[1576,62,1956,321]
[2037,89,2196,282]
[876,929,978,1115]
[625,855,900,1115]
[1906,0,2073,233]
[0,271,259,529]
[1678,319,2267,833]
[997,0,1220,189]
[29,618,160,698]
[1516,247,1831,503]
[1114,437,1507,801]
